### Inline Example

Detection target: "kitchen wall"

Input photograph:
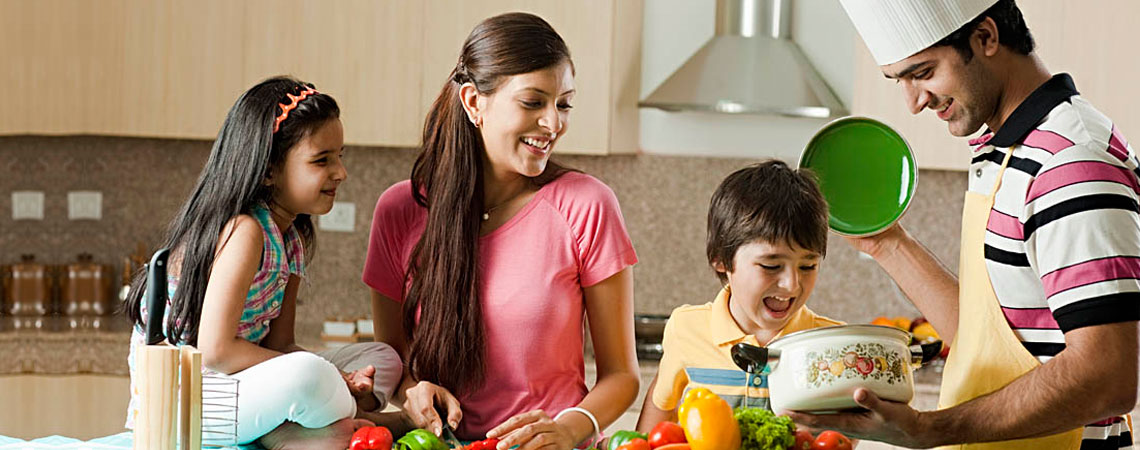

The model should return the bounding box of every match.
[0,136,966,346]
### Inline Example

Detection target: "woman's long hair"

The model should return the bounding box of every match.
[406,12,573,394]
[122,76,340,346]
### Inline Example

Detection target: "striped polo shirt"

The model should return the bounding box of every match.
[651,286,842,411]
[125,203,306,428]
[971,74,1138,448]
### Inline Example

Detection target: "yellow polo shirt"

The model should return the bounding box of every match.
[651,286,843,410]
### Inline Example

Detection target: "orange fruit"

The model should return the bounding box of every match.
[892,316,912,331]
[871,317,894,327]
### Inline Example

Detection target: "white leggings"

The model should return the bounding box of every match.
[213,342,402,444]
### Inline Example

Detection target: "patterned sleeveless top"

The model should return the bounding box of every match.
[124,204,305,428]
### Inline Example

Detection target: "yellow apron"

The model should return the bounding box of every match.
[937,149,1084,449]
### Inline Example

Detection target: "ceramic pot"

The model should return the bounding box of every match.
[732,325,940,412]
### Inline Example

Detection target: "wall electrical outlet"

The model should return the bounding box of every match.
[68,191,103,220]
[12,191,44,220]
[319,201,355,232]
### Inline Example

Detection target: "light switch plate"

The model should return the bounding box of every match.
[319,201,355,232]
[12,191,44,220]
[68,191,103,220]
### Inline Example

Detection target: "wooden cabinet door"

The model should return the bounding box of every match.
[242,0,425,147]
[112,1,248,139]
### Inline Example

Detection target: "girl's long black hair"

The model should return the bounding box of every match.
[122,76,340,345]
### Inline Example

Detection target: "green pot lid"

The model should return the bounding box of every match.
[799,116,917,237]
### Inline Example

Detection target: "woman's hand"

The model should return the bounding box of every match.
[487,410,578,450]
[403,380,463,435]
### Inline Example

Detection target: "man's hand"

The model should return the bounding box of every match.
[842,223,907,259]
[785,388,938,449]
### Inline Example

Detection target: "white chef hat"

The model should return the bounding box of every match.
[840,0,999,65]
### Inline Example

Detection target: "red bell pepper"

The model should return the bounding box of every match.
[464,438,500,450]
[351,426,394,450]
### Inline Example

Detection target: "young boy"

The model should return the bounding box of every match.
[637,160,842,429]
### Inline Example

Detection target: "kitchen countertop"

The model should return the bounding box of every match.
[6,326,1136,448]
[0,315,133,375]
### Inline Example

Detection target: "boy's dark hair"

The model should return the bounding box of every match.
[706,160,829,284]
[933,0,1035,62]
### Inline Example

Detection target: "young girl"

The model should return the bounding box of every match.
[123,77,401,449]
[364,13,640,449]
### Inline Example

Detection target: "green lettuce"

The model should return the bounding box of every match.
[733,407,796,450]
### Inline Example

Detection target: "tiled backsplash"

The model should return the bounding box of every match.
[0,136,967,346]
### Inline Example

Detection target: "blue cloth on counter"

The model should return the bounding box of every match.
[0,432,260,449]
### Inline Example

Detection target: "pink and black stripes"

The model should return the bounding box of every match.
[1042,256,1140,298]
[1022,129,1075,154]
[1027,160,1140,204]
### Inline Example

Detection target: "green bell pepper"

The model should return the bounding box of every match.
[396,428,449,450]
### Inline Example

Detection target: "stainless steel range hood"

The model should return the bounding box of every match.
[640,0,847,118]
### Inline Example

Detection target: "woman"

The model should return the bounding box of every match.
[363,12,640,450]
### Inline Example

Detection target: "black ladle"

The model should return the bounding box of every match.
[731,343,780,407]
[731,342,779,374]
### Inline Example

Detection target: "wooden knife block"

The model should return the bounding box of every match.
[134,345,202,450]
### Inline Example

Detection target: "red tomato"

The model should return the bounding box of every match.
[812,431,852,450]
[366,426,393,450]
[793,429,814,450]
[617,437,651,450]
[648,421,687,448]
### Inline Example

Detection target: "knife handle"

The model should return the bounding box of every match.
[145,248,171,345]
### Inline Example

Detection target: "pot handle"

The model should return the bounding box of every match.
[731,342,781,374]
[910,340,943,366]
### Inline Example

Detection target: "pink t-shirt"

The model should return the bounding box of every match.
[362,171,638,438]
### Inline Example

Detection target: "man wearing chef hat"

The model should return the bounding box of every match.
[787,1,1139,448]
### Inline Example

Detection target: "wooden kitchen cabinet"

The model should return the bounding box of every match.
[2,0,251,139]
[3,0,640,153]
[241,0,426,147]
[0,374,130,440]
[852,1,1140,171]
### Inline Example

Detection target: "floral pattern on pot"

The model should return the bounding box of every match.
[803,343,905,388]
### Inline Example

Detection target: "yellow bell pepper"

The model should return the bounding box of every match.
[677,388,741,450]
